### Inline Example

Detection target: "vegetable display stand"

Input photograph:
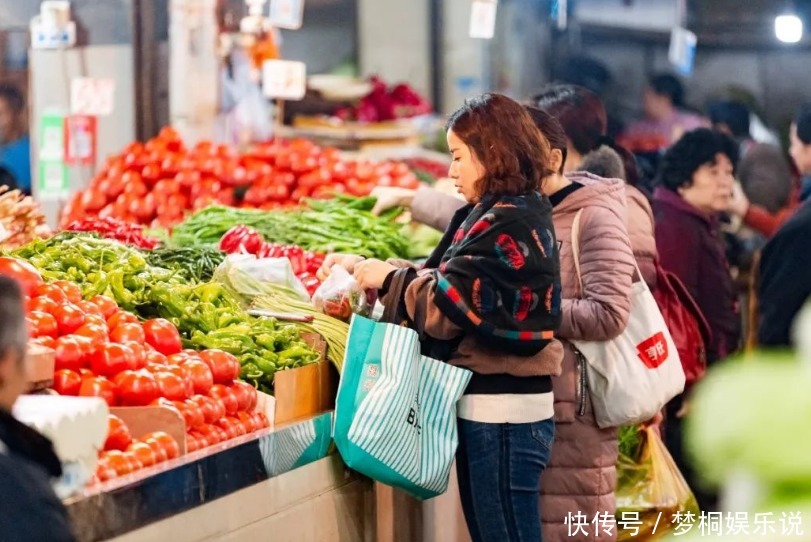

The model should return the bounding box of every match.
[64,412,374,542]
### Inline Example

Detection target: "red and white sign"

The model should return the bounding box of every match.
[636,332,669,369]
[64,115,97,166]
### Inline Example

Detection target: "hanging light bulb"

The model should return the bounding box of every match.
[775,13,803,43]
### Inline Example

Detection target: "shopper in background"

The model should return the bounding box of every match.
[711,100,796,238]
[0,84,31,194]
[757,104,811,348]
[529,114,634,542]
[653,128,741,511]
[623,73,708,149]
[532,84,658,290]
[324,94,564,542]
[0,276,75,542]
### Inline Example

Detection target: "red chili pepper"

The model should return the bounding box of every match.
[219,225,264,254]
[65,218,160,249]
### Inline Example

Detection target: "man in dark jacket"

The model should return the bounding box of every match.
[0,277,75,542]
[758,200,811,347]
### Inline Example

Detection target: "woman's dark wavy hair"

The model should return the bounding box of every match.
[524,106,568,173]
[657,128,739,192]
[529,84,641,185]
[446,93,554,196]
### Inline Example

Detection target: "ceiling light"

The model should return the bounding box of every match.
[775,14,803,43]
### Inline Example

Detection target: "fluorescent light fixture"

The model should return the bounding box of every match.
[775,14,803,43]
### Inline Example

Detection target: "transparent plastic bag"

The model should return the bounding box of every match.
[215,254,310,302]
[312,265,370,322]
[616,427,700,541]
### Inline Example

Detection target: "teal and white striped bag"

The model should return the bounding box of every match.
[333,315,472,500]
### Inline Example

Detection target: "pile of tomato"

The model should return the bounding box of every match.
[60,128,420,230]
[14,259,271,481]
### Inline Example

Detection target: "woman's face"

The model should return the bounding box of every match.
[447,129,485,203]
[679,153,735,214]
[789,123,811,175]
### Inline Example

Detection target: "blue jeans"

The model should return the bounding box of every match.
[456,418,554,542]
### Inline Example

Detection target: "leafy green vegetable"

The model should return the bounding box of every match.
[146,246,225,282]
[170,195,410,260]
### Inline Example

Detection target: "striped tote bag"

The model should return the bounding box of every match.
[333,315,472,500]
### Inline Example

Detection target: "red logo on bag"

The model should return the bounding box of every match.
[637,332,668,369]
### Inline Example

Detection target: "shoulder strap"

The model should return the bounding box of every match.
[570,208,646,291]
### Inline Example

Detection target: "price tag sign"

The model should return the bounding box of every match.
[70,77,115,116]
[668,27,697,76]
[469,0,498,39]
[262,60,307,100]
[64,115,97,166]
[268,0,305,30]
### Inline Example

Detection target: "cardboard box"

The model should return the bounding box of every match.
[271,333,335,426]
[26,344,55,392]
[110,405,188,455]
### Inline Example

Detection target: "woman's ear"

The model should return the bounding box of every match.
[550,149,564,173]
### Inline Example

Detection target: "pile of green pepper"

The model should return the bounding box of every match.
[13,233,318,391]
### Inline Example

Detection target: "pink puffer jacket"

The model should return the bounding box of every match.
[625,185,658,289]
[541,173,635,542]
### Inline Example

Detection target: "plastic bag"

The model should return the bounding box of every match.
[312,265,369,322]
[215,254,310,302]
[616,427,700,541]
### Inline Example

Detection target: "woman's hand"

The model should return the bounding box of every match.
[353,259,397,290]
[317,253,366,281]
[370,187,417,215]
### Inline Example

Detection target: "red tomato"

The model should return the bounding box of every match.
[90,296,119,319]
[216,417,246,440]
[54,337,87,372]
[79,376,118,406]
[237,411,258,433]
[199,350,240,385]
[107,311,139,330]
[172,400,204,429]
[52,304,86,336]
[189,394,220,425]
[185,434,200,453]
[28,296,58,315]
[0,257,43,297]
[34,284,67,304]
[76,300,103,318]
[119,339,142,361]
[104,450,134,476]
[163,365,194,397]
[127,441,158,468]
[209,384,238,415]
[95,456,117,481]
[110,323,145,345]
[253,411,270,429]
[142,319,182,355]
[123,451,144,473]
[230,380,257,412]
[83,314,108,329]
[52,280,83,303]
[90,343,137,377]
[181,359,214,395]
[104,414,133,451]
[32,336,56,349]
[196,424,224,445]
[81,188,107,212]
[146,351,168,365]
[52,369,82,396]
[142,431,180,460]
[74,323,109,343]
[154,371,190,401]
[115,370,159,406]
[29,311,57,338]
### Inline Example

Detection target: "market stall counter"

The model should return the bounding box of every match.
[65,412,372,542]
